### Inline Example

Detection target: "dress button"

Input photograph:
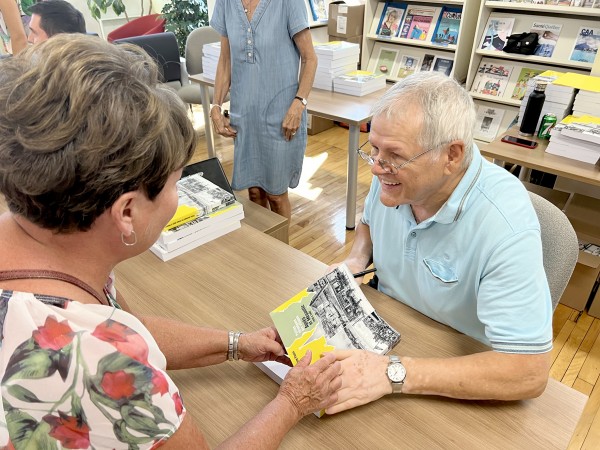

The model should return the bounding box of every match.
[247,39,252,44]
[410,231,416,237]
[247,28,251,32]
[247,52,252,57]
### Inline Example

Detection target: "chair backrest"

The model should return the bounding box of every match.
[107,14,166,43]
[185,26,220,76]
[528,191,579,310]
[114,32,182,86]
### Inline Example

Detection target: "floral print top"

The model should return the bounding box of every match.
[0,289,185,449]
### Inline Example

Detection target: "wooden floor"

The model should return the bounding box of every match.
[191,116,599,449]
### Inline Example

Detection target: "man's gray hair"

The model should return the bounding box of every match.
[371,72,476,168]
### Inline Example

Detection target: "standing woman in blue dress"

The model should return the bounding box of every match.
[210,0,317,223]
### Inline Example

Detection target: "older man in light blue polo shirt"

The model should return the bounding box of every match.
[327,72,552,414]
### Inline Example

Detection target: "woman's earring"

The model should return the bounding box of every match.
[121,230,137,247]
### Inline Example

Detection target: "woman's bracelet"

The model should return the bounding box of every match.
[227,330,243,361]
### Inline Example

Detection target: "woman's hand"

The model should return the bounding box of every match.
[238,327,291,365]
[325,350,391,415]
[282,101,304,141]
[278,351,342,418]
[210,106,237,138]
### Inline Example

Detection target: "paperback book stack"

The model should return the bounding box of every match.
[547,116,600,165]
[516,71,576,131]
[333,70,386,96]
[201,42,221,80]
[573,90,600,117]
[150,173,244,261]
[313,41,360,91]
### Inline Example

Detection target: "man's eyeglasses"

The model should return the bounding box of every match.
[356,141,434,174]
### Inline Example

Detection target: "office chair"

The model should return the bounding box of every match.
[107,14,166,42]
[114,32,182,90]
[528,191,579,310]
[177,26,222,107]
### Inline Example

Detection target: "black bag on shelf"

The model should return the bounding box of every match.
[503,32,539,55]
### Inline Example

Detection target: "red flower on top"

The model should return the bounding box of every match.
[151,369,169,396]
[172,392,184,416]
[100,370,136,400]
[44,412,90,449]
[92,320,149,364]
[33,316,74,351]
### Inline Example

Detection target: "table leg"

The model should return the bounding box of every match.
[346,124,360,230]
[199,84,215,158]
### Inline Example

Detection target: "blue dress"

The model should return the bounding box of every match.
[210,0,309,195]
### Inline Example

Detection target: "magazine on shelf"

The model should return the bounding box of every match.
[395,54,421,79]
[470,63,514,97]
[474,105,506,142]
[420,54,435,71]
[570,27,600,63]
[431,6,462,46]
[479,18,515,51]
[530,22,562,58]
[398,5,438,41]
[431,56,454,76]
[368,44,399,77]
[376,2,406,38]
[308,0,331,22]
[511,68,545,100]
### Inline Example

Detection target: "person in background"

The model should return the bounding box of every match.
[27,0,85,44]
[326,72,552,414]
[0,35,341,449]
[0,0,27,54]
[209,0,317,225]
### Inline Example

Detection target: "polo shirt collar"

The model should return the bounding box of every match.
[426,144,484,225]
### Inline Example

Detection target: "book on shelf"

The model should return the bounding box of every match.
[511,68,545,100]
[267,264,401,415]
[420,54,435,71]
[395,54,420,79]
[474,105,506,143]
[398,5,438,41]
[431,6,462,46]
[308,0,331,22]
[376,2,406,38]
[431,56,454,76]
[570,27,600,63]
[479,18,515,51]
[529,22,562,58]
[368,44,399,77]
[470,63,514,97]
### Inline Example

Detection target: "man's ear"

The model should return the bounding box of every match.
[109,192,139,236]
[445,140,466,173]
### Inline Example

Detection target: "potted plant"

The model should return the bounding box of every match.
[161,0,208,56]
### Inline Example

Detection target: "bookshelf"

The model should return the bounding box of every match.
[466,1,600,146]
[361,0,482,83]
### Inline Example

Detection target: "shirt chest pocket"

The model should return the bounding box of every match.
[423,258,459,284]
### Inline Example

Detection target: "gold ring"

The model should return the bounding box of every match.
[292,131,296,135]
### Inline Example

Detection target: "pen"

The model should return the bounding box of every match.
[353,268,377,278]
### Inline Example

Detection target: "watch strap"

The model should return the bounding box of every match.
[294,96,307,106]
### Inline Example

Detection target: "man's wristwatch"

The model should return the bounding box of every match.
[294,96,307,107]
[386,355,406,393]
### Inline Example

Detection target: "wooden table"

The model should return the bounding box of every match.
[115,224,587,449]
[481,126,600,187]
[190,74,386,229]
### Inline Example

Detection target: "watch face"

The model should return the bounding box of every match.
[387,363,406,383]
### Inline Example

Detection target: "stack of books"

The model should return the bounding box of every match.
[313,41,360,91]
[517,71,576,132]
[547,115,600,165]
[202,42,221,80]
[333,70,386,96]
[573,90,600,117]
[150,173,244,261]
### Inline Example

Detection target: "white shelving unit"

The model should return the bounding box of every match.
[361,0,482,83]
[466,1,600,146]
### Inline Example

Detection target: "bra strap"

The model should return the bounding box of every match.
[0,269,107,306]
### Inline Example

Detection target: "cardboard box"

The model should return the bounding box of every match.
[328,34,363,67]
[328,2,365,38]
[559,194,600,313]
[307,113,334,135]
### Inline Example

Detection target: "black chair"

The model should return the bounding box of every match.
[114,32,182,89]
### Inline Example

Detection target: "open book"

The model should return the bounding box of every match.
[256,265,400,415]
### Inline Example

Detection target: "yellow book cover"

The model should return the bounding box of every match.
[163,205,198,231]
[553,73,600,93]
